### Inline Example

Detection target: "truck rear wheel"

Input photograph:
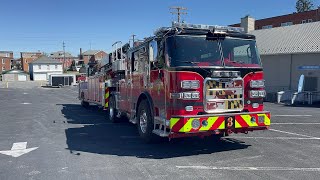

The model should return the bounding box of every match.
[137,99,157,143]
[108,95,120,123]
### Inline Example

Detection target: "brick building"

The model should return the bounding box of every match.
[230,7,320,30]
[0,51,14,73]
[49,51,76,70]
[82,50,107,64]
[21,52,42,72]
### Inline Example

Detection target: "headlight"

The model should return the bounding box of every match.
[250,90,266,98]
[250,80,265,88]
[181,80,200,89]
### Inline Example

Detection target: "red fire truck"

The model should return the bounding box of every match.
[79,22,271,142]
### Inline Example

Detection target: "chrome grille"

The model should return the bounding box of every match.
[204,78,244,113]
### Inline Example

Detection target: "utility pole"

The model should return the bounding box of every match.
[130,34,136,47]
[170,6,188,23]
[63,41,66,72]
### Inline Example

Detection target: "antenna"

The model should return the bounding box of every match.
[63,41,66,72]
[170,6,188,23]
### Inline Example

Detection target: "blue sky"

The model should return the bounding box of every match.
[0,0,319,57]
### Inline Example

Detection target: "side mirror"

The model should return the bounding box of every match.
[149,40,158,63]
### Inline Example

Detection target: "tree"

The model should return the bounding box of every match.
[296,0,315,12]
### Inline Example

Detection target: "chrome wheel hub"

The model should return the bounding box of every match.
[109,100,114,120]
[139,110,148,134]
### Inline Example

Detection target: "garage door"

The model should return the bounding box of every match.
[34,74,47,81]
[18,74,27,81]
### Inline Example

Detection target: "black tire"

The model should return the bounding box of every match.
[81,100,90,108]
[137,99,157,143]
[108,95,120,123]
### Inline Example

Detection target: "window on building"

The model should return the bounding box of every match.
[38,65,41,69]
[281,22,293,26]
[2,67,5,71]
[2,59,4,64]
[302,20,307,24]
[308,19,313,23]
[55,65,58,69]
[262,25,273,29]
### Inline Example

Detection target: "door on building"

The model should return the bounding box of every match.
[64,77,69,86]
[34,73,47,81]
[18,74,27,81]
[304,77,318,91]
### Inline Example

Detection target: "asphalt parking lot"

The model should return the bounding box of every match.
[1,83,320,180]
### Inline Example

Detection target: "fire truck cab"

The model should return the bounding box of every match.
[82,22,271,142]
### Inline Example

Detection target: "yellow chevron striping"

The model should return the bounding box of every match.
[218,120,225,129]
[258,114,271,126]
[170,118,180,129]
[179,118,194,132]
[104,102,108,108]
[199,117,218,131]
[105,91,109,99]
[235,120,242,128]
[241,115,258,127]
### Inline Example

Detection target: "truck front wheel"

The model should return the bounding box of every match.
[137,99,157,143]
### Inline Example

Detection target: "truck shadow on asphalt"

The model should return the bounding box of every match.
[59,104,250,159]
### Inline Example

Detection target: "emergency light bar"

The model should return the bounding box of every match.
[172,22,244,33]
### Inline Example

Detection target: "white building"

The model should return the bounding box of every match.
[251,21,320,93]
[29,56,63,81]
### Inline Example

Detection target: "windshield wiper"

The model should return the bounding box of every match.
[178,61,211,75]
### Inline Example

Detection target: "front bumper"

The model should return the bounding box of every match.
[169,111,270,133]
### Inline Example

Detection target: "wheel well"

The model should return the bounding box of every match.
[136,92,154,118]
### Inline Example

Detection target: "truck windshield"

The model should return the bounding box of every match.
[166,35,262,68]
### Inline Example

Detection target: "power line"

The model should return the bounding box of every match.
[170,6,188,23]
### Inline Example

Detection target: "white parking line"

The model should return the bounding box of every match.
[273,123,320,125]
[229,137,320,140]
[273,115,312,117]
[176,166,320,172]
[269,129,317,138]
[21,102,31,105]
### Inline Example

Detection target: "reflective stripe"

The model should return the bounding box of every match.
[179,118,194,132]
[170,113,270,133]
[258,113,271,126]
[104,88,109,108]
[199,117,218,131]
[218,119,225,129]
[235,120,242,128]
[105,91,109,99]
[170,118,180,129]
[241,115,258,127]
